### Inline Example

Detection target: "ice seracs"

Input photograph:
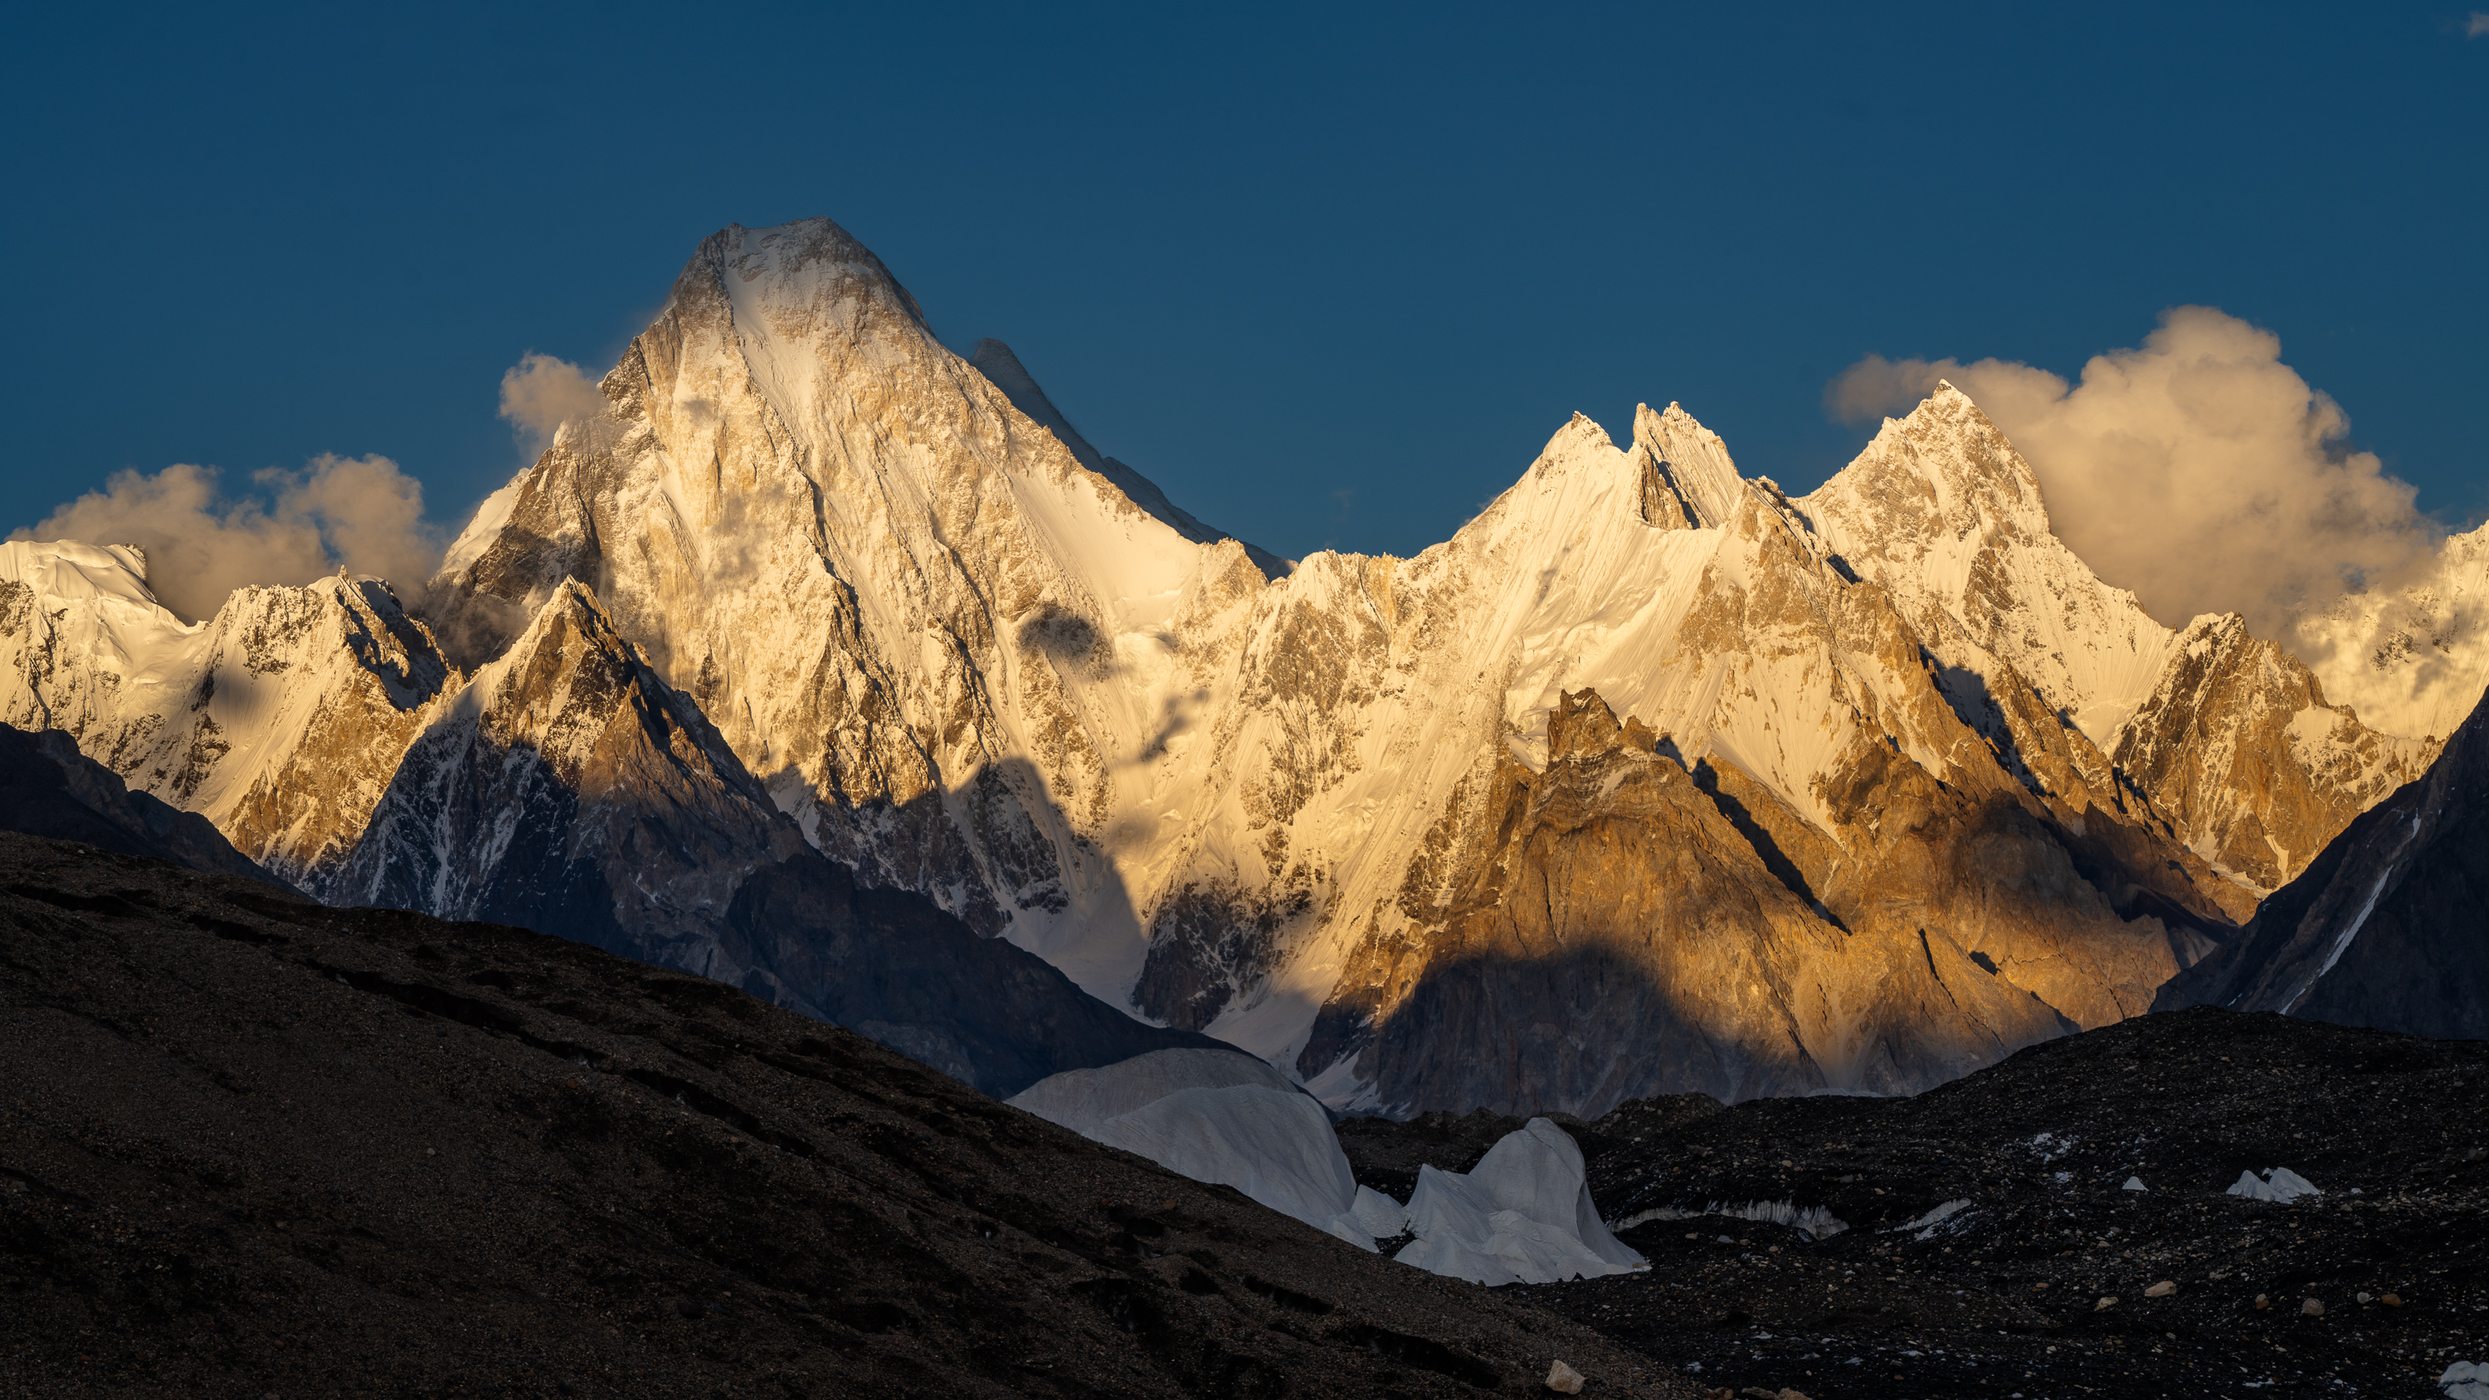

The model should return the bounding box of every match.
[2225,1167,2321,1204]
[1393,1118,1646,1286]
[1009,1048,1382,1246]
[1009,1055,1640,1285]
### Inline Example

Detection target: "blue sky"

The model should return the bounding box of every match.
[3,2,2483,563]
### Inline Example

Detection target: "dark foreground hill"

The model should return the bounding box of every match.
[1346,1011,2489,1398]
[0,724,275,885]
[0,833,1684,1398]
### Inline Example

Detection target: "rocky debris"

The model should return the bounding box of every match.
[2144,1280,2177,1297]
[1546,1358,1587,1393]
[2444,1361,2489,1399]
[1344,1008,2488,1397]
[0,833,1690,1397]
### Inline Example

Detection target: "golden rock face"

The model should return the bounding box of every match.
[2112,614,2431,892]
[4,223,2450,1117]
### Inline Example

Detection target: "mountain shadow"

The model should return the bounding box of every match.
[2157,689,2489,1039]
[325,580,1193,1099]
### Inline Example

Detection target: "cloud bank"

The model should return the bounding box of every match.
[1827,306,2444,639]
[16,455,445,622]
[498,353,603,450]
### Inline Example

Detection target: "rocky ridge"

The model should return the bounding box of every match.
[2156,686,2489,1039]
[0,720,274,884]
[1,216,2449,1115]
[1801,384,2430,896]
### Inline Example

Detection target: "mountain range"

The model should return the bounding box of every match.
[6,216,2482,1117]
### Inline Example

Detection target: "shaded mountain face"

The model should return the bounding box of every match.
[0,216,2437,1116]
[0,833,1685,1398]
[0,541,1202,1097]
[1318,691,2075,1116]
[0,722,273,884]
[2156,690,2489,1039]
[320,579,1210,1098]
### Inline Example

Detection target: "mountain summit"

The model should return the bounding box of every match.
[1,217,2453,1115]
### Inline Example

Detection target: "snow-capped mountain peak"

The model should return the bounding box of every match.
[1630,401,1745,529]
[1,540,448,882]
[967,337,1286,574]
[1803,386,2174,748]
[1803,386,2431,896]
[7,216,2454,1122]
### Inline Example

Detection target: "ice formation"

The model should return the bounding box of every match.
[1392,1118,1647,1286]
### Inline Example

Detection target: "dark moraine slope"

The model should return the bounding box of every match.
[1346,1010,2489,1398]
[0,833,1687,1398]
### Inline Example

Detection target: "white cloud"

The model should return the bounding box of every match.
[497,353,603,450]
[2467,12,2489,38]
[1828,307,2444,639]
[15,455,445,622]
[261,453,440,594]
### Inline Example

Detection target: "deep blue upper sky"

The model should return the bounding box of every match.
[3,2,2482,561]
